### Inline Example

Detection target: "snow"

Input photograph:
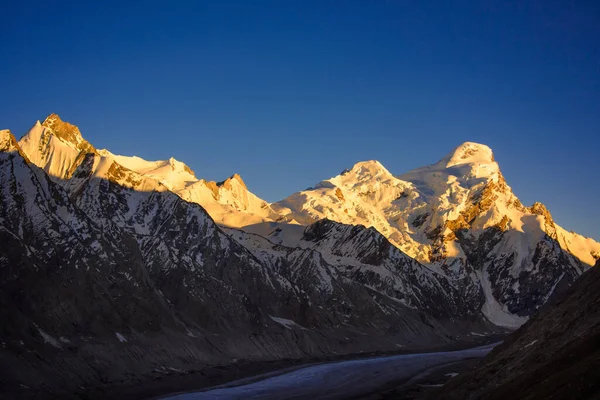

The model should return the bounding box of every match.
[115,332,127,342]
[97,149,281,228]
[524,340,538,348]
[0,130,18,152]
[19,123,82,180]
[36,325,62,349]
[555,225,600,267]
[100,150,197,191]
[477,268,528,329]
[544,273,565,303]
[269,316,308,330]
[18,117,280,231]
[272,143,504,264]
[470,332,486,337]
[242,222,306,248]
[439,142,496,168]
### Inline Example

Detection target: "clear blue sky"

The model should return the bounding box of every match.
[1,1,599,239]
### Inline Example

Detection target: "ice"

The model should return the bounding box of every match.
[477,268,528,328]
[161,343,498,399]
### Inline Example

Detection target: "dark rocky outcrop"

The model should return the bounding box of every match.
[435,260,600,400]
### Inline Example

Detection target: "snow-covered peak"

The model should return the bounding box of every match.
[41,113,89,149]
[0,130,19,152]
[18,115,95,178]
[169,157,196,176]
[399,142,500,194]
[274,140,599,267]
[97,151,197,191]
[18,118,97,180]
[440,142,495,168]
[180,172,280,227]
[218,173,247,190]
[334,160,393,184]
[95,151,276,227]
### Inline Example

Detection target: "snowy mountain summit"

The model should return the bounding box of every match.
[441,141,496,167]
[18,114,279,228]
[271,142,598,327]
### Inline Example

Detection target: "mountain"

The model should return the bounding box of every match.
[225,218,486,321]
[271,142,598,326]
[98,148,281,227]
[20,114,280,228]
[0,128,184,396]
[0,115,498,398]
[437,260,600,400]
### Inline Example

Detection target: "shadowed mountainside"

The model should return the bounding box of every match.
[434,260,600,400]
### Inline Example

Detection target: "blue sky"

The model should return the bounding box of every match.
[1,1,599,239]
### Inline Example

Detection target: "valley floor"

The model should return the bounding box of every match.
[156,343,497,400]
[86,336,501,400]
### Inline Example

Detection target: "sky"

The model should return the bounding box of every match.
[1,1,599,239]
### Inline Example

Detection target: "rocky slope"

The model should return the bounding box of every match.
[226,219,489,324]
[271,142,598,327]
[0,116,498,398]
[0,128,184,397]
[436,260,600,400]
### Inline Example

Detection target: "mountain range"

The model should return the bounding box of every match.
[1,114,598,397]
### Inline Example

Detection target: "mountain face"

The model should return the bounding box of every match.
[97,148,280,228]
[1,116,502,397]
[271,142,598,327]
[19,114,280,228]
[0,128,185,396]
[437,260,600,400]
[226,218,484,322]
